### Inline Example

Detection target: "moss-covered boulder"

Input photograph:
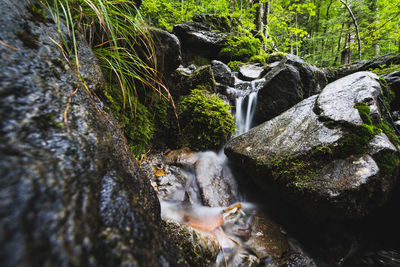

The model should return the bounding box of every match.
[179,89,235,151]
[225,72,400,219]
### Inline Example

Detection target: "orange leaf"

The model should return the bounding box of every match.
[183,214,223,233]
[153,166,165,177]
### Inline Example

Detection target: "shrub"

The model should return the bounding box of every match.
[179,89,235,151]
[227,61,245,72]
[219,35,262,62]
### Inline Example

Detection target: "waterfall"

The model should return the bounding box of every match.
[232,80,260,136]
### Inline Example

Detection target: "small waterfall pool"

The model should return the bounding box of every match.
[153,78,300,266]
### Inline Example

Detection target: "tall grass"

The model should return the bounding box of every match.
[43,0,177,156]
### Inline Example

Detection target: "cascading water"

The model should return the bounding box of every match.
[145,76,300,266]
[232,80,260,136]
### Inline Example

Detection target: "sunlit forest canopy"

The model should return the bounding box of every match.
[140,0,400,67]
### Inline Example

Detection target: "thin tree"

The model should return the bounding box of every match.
[339,0,362,60]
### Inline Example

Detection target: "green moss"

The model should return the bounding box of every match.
[249,54,267,65]
[227,61,245,72]
[15,23,39,49]
[187,65,216,92]
[354,102,373,125]
[270,155,318,190]
[219,35,262,62]
[26,2,48,24]
[377,153,400,177]
[178,89,235,151]
[189,55,210,67]
[104,85,154,157]
[368,64,400,76]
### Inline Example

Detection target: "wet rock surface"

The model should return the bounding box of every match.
[253,54,328,125]
[0,1,184,266]
[141,149,240,207]
[163,219,219,266]
[316,72,381,126]
[238,64,265,81]
[211,60,232,86]
[173,21,226,64]
[151,29,182,75]
[226,72,399,219]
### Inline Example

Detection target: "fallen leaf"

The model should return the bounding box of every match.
[153,166,165,177]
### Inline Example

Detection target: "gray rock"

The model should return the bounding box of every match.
[0,1,185,265]
[194,152,239,207]
[253,55,328,125]
[254,61,304,125]
[225,72,399,219]
[284,54,327,95]
[173,22,226,64]
[151,28,182,74]
[238,64,265,81]
[211,60,232,85]
[163,219,219,267]
[316,72,381,126]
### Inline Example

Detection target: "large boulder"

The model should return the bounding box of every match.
[253,61,303,125]
[225,72,399,219]
[211,60,232,86]
[254,55,327,125]
[172,21,226,65]
[0,1,185,265]
[151,29,182,75]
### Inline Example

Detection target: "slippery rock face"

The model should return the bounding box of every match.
[254,61,303,125]
[253,54,328,125]
[225,72,399,219]
[163,220,219,267]
[151,29,182,75]
[211,60,232,86]
[0,1,183,266]
[238,64,265,81]
[317,72,382,126]
[172,21,226,64]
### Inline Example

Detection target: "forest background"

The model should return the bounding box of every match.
[140,0,400,67]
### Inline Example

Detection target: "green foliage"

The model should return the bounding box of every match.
[369,64,400,76]
[377,153,400,177]
[44,0,176,157]
[227,61,245,72]
[104,85,154,156]
[354,102,373,125]
[179,89,235,151]
[249,54,268,65]
[219,35,262,62]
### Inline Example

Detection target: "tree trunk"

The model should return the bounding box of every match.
[334,23,345,66]
[255,0,264,33]
[340,0,362,60]
[264,0,271,50]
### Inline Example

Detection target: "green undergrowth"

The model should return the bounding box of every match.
[104,85,154,156]
[368,64,400,76]
[178,89,235,151]
[219,34,262,62]
[44,0,177,158]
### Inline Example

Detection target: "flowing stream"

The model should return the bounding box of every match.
[158,79,272,266]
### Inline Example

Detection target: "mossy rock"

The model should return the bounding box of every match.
[179,89,235,151]
[104,85,154,157]
[187,65,216,92]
